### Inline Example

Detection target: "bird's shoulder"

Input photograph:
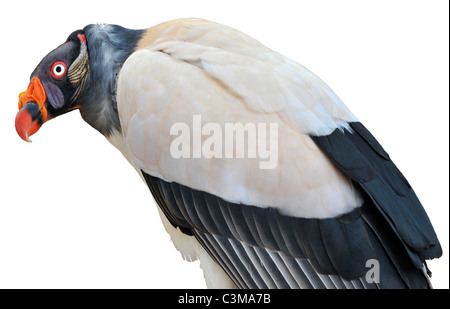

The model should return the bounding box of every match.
[121,18,358,136]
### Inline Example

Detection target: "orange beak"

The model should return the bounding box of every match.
[15,77,48,142]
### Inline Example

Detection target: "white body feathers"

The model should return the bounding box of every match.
[114,19,362,218]
[108,18,364,287]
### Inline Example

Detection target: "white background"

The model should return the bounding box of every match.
[0,0,448,289]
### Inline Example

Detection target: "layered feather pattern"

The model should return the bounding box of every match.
[143,171,432,288]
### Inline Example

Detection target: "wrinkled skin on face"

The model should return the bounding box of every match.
[16,30,89,141]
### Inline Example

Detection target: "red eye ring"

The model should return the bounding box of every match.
[51,61,67,78]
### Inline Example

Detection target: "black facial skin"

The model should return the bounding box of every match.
[26,25,144,137]
[30,30,84,120]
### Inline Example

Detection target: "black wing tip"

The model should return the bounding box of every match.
[141,171,433,288]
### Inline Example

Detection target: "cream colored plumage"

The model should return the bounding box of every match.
[109,18,364,287]
[114,18,362,218]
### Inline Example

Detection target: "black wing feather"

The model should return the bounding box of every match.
[142,158,434,288]
[139,120,440,289]
[310,122,442,266]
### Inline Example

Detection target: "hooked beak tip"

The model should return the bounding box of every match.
[22,132,33,143]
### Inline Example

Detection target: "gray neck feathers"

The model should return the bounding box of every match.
[80,24,143,137]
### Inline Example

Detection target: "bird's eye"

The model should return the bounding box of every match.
[51,62,67,78]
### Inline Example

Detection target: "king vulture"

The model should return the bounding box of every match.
[15,18,441,289]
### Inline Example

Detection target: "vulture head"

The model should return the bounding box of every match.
[15,24,140,141]
[15,30,89,142]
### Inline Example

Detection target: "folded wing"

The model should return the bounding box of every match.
[115,19,441,288]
